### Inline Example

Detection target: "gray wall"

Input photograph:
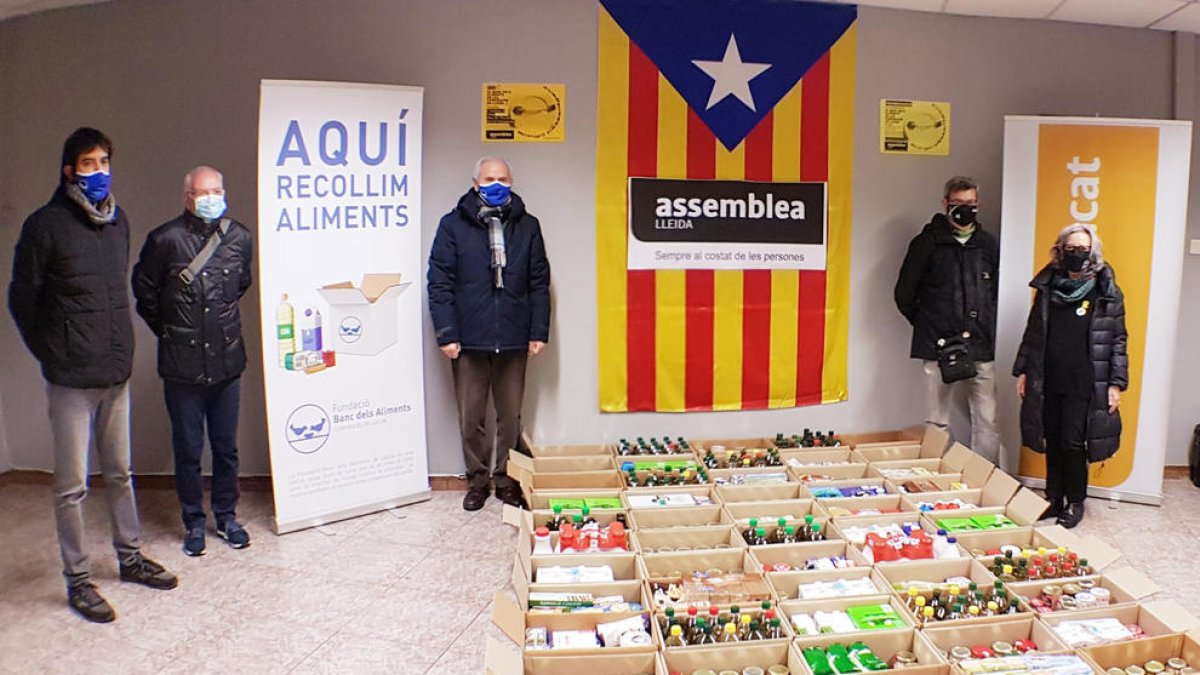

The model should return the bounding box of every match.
[0,0,1188,479]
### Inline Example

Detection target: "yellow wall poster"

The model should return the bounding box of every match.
[880,99,950,155]
[481,83,565,142]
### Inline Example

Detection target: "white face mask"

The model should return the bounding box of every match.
[193,193,226,221]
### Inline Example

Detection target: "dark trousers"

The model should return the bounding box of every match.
[1043,391,1090,505]
[164,377,242,530]
[452,350,527,490]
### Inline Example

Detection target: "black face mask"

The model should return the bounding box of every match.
[1062,250,1090,272]
[948,204,977,227]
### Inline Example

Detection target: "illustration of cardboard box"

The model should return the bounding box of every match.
[317,274,409,356]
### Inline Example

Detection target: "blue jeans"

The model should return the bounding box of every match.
[164,377,241,530]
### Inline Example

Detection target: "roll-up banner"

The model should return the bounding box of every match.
[997,116,1192,505]
[257,80,429,533]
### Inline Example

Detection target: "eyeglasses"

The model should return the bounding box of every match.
[1062,246,1091,254]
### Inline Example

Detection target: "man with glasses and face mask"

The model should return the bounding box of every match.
[894,176,1001,465]
[9,127,178,623]
[133,166,254,556]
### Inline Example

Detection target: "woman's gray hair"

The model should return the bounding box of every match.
[1050,223,1106,269]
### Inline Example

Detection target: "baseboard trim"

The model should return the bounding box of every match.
[0,470,470,492]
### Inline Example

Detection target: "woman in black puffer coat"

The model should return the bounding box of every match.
[1013,224,1128,529]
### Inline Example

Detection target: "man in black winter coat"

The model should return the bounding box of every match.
[894,176,1001,464]
[132,166,254,556]
[8,128,177,624]
[427,157,551,511]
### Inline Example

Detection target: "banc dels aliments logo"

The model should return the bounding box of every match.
[339,316,364,343]
[285,404,330,454]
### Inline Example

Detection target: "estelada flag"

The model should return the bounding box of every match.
[596,0,857,412]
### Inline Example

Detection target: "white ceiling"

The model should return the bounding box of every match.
[2,0,1200,34]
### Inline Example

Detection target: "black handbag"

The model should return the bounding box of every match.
[936,332,977,384]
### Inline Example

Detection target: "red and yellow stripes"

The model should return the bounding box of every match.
[596,8,854,412]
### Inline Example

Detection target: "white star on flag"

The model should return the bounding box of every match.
[692,34,772,112]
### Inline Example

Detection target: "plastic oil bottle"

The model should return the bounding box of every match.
[276,294,296,367]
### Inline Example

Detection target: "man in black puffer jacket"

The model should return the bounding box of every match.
[428,157,551,511]
[133,166,254,557]
[8,128,177,624]
[894,176,1000,464]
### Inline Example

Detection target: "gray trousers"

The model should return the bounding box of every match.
[922,360,1000,465]
[451,350,527,490]
[47,382,142,587]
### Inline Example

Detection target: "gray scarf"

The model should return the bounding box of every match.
[479,203,508,288]
[64,183,117,225]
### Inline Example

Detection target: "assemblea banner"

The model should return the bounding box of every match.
[257,80,430,533]
[997,116,1192,505]
[595,0,857,413]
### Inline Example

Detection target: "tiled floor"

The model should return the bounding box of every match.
[0,478,1198,673]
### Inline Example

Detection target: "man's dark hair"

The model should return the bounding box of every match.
[60,127,113,183]
[943,175,978,200]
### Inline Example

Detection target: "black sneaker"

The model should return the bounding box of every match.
[463,486,489,511]
[119,554,179,590]
[495,485,528,510]
[183,526,206,557]
[67,582,116,623]
[1057,502,1085,529]
[216,520,250,549]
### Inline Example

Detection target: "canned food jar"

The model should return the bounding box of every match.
[742,668,765,675]
[1126,666,1146,675]
[767,666,792,675]
[992,641,1015,657]
[950,646,973,663]
[1091,587,1112,605]
[1108,669,1129,675]
[692,670,718,675]
[892,651,918,668]
[1166,658,1189,672]
[1144,661,1165,675]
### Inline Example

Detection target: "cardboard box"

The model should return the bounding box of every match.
[840,425,928,447]
[492,589,657,656]
[1078,629,1200,675]
[724,498,820,525]
[850,427,951,463]
[640,549,773,608]
[896,471,1020,511]
[779,594,916,638]
[717,482,810,503]
[806,477,895,501]
[509,452,616,477]
[519,432,611,459]
[869,442,995,487]
[819,494,915,518]
[951,523,1119,575]
[631,525,746,555]
[709,466,795,488]
[1038,600,1200,648]
[523,551,642,584]
[873,558,1029,627]
[316,273,409,356]
[749,540,866,574]
[920,487,1049,531]
[652,604,794,651]
[790,462,872,484]
[510,555,651,612]
[483,641,667,675]
[622,485,717,511]
[628,504,731,530]
[780,449,868,467]
[1006,567,1160,615]
[793,628,949,675]
[921,614,1073,657]
[827,512,930,546]
[658,641,802,675]
[528,489,627,513]
[616,454,711,488]
[769,566,891,601]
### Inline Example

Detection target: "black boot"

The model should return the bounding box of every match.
[1043,493,1064,520]
[1057,502,1085,529]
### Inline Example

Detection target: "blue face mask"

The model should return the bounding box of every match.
[193,193,227,222]
[478,181,511,207]
[75,170,111,202]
